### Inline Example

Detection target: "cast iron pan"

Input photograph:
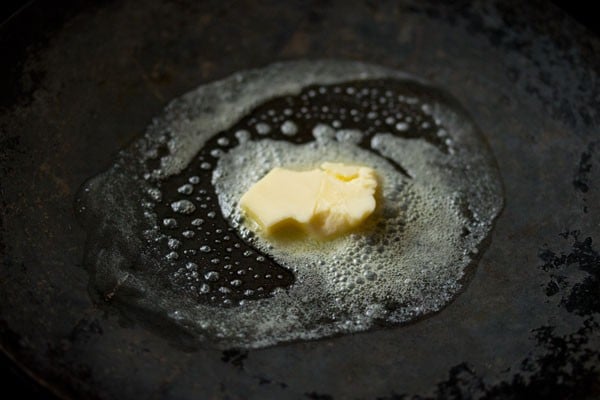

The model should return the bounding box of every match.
[1,1,599,398]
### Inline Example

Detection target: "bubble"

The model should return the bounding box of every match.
[235,130,251,143]
[147,188,162,201]
[163,218,178,228]
[205,271,219,281]
[312,124,336,141]
[177,184,194,195]
[170,200,196,214]
[186,262,198,270]
[255,123,271,135]
[210,149,223,158]
[191,218,204,226]
[395,122,409,131]
[280,120,298,136]
[199,283,211,294]
[364,271,377,281]
[168,238,181,249]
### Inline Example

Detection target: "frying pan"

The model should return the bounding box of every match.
[1,1,599,398]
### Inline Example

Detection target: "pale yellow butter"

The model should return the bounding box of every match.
[239,163,378,238]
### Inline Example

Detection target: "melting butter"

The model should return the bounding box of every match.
[239,163,378,238]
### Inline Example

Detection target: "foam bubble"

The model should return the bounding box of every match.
[280,120,298,136]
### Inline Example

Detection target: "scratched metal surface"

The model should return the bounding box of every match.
[1,1,599,398]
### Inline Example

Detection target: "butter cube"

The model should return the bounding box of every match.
[239,163,378,238]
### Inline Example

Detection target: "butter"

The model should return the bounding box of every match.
[239,163,378,238]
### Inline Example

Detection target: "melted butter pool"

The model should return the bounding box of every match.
[76,61,503,348]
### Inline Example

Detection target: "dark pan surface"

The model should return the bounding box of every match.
[1,1,599,398]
